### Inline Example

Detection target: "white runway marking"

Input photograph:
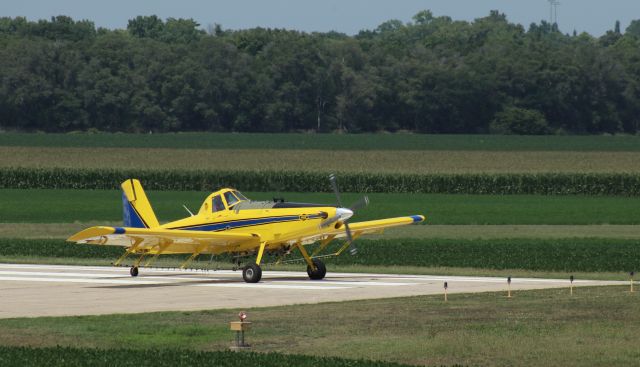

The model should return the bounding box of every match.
[0,270,127,278]
[0,263,626,318]
[0,276,159,285]
[193,283,349,290]
[0,265,352,289]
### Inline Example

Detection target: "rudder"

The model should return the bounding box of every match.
[121,179,160,228]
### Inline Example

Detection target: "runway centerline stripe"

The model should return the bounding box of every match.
[193,283,349,290]
[0,276,160,285]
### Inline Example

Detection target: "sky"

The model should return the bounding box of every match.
[3,0,640,36]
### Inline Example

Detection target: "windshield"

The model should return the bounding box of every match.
[212,195,225,212]
[224,191,240,208]
[233,191,249,201]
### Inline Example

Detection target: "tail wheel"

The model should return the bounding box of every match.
[243,263,262,283]
[130,266,139,277]
[307,259,326,280]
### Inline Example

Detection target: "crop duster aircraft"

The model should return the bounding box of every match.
[68,175,425,283]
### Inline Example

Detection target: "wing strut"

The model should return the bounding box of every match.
[311,235,337,257]
[144,242,171,267]
[180,244,207,269]
[114,238,143,266]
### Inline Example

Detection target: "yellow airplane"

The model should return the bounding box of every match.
[68,175,425,283]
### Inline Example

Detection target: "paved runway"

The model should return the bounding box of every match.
[0,263,624,318]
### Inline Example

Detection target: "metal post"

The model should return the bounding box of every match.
[570,275,574,295]
[444,281,448,302]
[230,312,251,351]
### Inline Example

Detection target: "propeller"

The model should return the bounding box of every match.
[327,174,368,255]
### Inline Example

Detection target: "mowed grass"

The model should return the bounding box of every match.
[0,286,638,366]
[2,132,640,151]
[3,147,640,174]
[2,189,640,225]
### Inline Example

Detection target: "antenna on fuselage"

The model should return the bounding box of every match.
[182,204,195,217]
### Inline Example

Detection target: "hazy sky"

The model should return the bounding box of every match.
[4,0,640,36]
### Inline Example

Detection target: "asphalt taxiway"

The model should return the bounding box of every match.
[0,263,624,318]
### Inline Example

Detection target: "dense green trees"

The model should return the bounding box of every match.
[0,12,639,134]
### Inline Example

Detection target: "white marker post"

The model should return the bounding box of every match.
[444,281,448,302]
[507,276,512,298]
[570,275,574,295]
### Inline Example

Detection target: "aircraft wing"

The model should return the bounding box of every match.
[272,215,425,246]
[331,215,425,235]
[67,226,261,254]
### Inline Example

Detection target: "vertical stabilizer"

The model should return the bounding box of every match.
[121,179,160,228]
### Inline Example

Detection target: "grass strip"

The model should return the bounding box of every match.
[0,287,638,366]
[3,238,639,273]
[5,189,640,225]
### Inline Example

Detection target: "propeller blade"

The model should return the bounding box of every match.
[344,222,357,255]
[329,174,358,255]
[329,174,344,208]
[349,196,369,211]
[320,215,339,228]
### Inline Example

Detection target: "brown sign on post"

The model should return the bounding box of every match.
[230,311,252,350]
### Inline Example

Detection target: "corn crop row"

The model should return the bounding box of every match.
[2,167,640,195]
[0,346,404,367]
[3,238,639,272]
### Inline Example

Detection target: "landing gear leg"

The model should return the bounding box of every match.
[296,242,327,281]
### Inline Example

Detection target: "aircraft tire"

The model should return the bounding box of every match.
[243,263,262,283]
[130,266,139,277]
[306,259,326,280]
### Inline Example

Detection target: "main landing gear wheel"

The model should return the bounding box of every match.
[243,263,262,283]
[130,266,139,277]
[307,259,326,280]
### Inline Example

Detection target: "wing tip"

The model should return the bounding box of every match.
[67,226,117,242]
[410,215,426,223]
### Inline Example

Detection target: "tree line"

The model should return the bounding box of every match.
[1,12,640,134]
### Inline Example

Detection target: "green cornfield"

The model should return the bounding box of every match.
[4,238,640,272]
[0,346,410,367]
[2,132,640,151]
[2,167,640,195]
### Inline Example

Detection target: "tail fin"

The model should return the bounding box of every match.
[121,179,160,228]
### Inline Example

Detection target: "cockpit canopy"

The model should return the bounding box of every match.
[199,189,249,214]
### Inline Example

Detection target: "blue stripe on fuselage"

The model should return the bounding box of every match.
[173,214,323,232]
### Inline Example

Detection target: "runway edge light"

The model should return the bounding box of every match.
[507,276,512,298]
[630,271,635,293]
